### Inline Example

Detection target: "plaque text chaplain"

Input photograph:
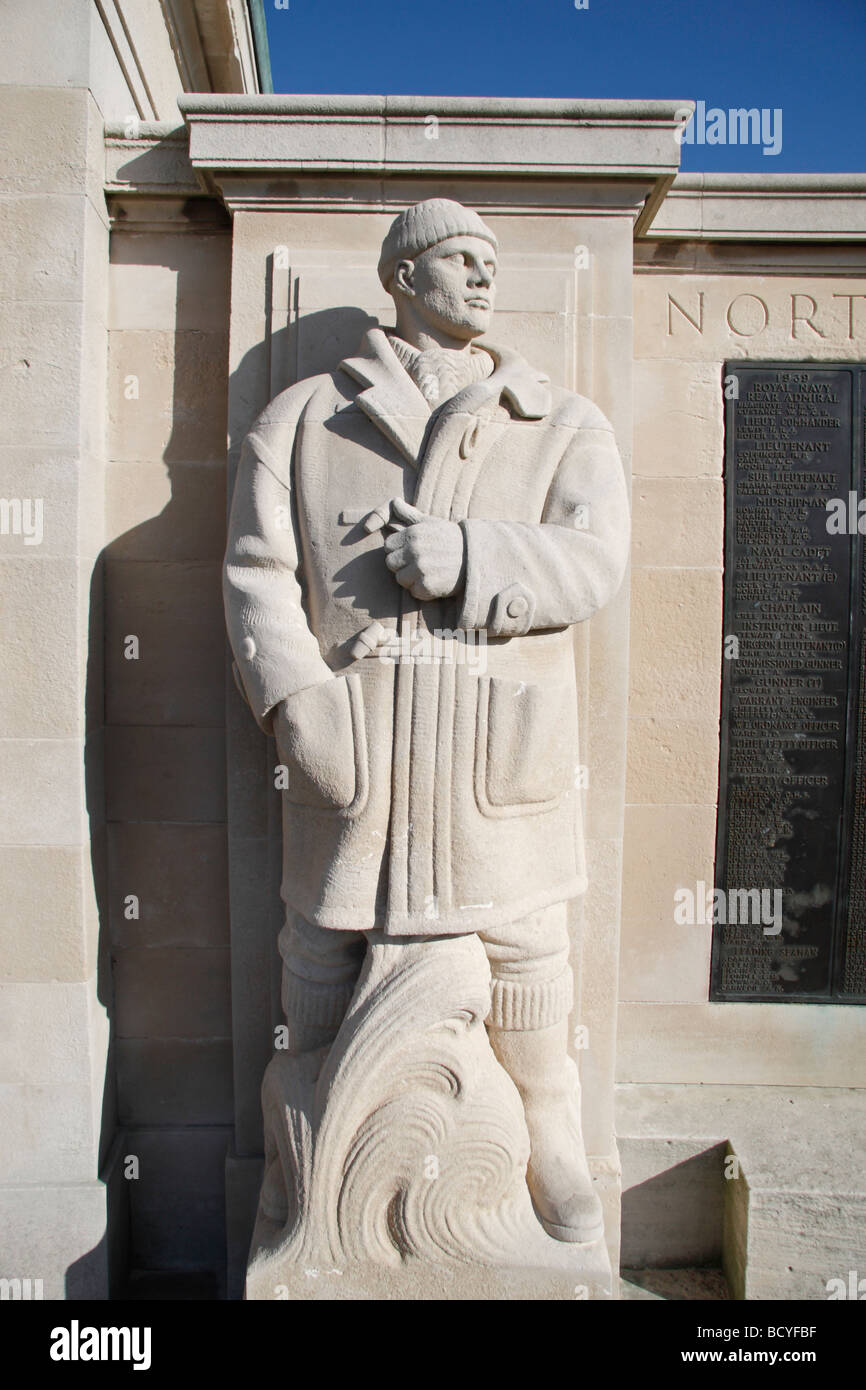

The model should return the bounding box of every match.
[714,363,866,1002]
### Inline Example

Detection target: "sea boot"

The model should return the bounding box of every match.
[487,1017,604,1244]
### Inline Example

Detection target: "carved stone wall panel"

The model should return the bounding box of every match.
[203,115,648,1287]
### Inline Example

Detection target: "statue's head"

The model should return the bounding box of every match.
[378,198,498,344]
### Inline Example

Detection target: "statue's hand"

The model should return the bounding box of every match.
[384,500,466,601]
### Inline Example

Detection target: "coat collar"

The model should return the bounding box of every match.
[338,326,552,466]
[339,326,431,466]
[470,341,552,421]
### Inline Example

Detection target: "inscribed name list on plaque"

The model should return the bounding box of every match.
[713,362,866,1003]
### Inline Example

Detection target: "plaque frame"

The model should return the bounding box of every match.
[711,361,866,1003]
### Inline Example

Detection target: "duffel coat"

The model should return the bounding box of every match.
[223,325,630,936]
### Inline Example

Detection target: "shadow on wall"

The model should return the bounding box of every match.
[82,205,235,1297]
[621,1142,728,1273]
[80,202,390,1297]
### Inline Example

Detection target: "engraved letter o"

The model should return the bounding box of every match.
[726,294,769,337]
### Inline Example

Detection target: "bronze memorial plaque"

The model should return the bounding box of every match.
[712,362,866,1002]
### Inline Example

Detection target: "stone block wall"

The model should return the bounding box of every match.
[0,65,116,1300]
[620,247,866,1092]
[104,203,234,1286]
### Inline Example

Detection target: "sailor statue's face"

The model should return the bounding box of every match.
[394,235,498,342]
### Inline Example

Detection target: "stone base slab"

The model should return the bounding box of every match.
[246,1237,613,1302]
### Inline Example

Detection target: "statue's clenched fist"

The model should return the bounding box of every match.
[383,498,466,601]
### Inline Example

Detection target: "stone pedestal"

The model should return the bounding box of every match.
[247,933,613,1300]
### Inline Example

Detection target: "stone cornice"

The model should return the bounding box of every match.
[651,172,866,241]
[179,94,693,119]
[105,123,199,200]
[176,95,691,224]
[104,108,865,244]
[160,0,260,95]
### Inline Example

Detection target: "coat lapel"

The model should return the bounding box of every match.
[339,327,431,468]
[339,327,553,511]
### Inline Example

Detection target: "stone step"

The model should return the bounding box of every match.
[616,1083,866,1300]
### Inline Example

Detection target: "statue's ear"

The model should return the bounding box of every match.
[393,259,415,296]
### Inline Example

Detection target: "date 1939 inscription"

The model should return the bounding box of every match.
[712,362,866,1002]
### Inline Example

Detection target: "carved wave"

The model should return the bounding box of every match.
[251,930,545,1272]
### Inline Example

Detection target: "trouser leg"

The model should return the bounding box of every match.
[277,911,366,1054]
[479,903,603,1243]
[481,901,573,1031]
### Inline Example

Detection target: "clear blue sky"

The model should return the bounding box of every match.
[262,0,865,172]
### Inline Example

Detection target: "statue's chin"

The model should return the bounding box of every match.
[411,296,492,344]
[442,317,490,343]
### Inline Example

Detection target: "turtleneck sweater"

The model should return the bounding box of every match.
[386,331,494,407]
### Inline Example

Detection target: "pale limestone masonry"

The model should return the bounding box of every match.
[0,0,258,1299]
[1,0,865,1301]
[105,197,234,1288]
[625,241,866,1046]
[619,1084,866,1300]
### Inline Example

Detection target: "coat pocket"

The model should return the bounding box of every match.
[474,675,572,817]
[275,674,368,816]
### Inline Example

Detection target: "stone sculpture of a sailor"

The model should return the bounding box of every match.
[224,199,630,1262]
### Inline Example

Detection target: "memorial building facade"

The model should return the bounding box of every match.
[1,0,864,1300]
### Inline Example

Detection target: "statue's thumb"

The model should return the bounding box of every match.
[388,498,427,529]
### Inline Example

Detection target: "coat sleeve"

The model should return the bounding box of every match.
[223,393,333,734]
[456,418,630,636]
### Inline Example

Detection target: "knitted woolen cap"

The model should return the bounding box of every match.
[377,199,498,289]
